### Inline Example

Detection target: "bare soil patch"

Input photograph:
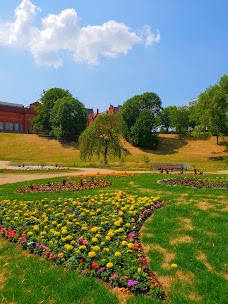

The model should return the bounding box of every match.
[170,235,193,245]
[196,251,213,271]
[177,217,194,230]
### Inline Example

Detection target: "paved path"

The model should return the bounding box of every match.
[0,161,227,185]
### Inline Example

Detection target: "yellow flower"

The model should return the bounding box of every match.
[33,225,39,231]
[103,247,110,252]
[66,235,73,241]
[127,243,134,249]
[125,223,131,228]
[79,245,87,250]
[92,237,98,243]
[70,240,76,245]
[114,221,121,227]
[92,245,100,251]
[106,262,113,268]
[27,231,33,236]
[91,226,99,233]
[105,236,111,241]
[88,251,96,258]
[61,228,68,234]
[64,244,73,250]
[171,263,178,268]
[122,240,128,246]
[114,252,122,257]
[138,267,141,273]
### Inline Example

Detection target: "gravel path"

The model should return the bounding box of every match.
[0,161,227,185]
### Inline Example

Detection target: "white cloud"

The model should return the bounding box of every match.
[0,0,160,67]
[143,25,160,47]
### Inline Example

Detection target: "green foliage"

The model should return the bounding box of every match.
[51,96,87,140]
[193,75,228,144]
[169,106,190,134]
[79,113,130,163]
[130,110,158,149]
[120,92,162,148]
[159,106,174,132]
[33,88,72,134]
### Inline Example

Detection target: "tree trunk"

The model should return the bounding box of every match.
[104,145,108,164]
[216,135,219,145]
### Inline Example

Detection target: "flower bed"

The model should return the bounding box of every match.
[159,177,228,188]
[17,177,111,193]
[0,192,165,299]
[6,165,70,172]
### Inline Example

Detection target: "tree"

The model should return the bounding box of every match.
[194,75,228,144]
[51,96,87,140]
[130,110,158,148]
[169,106,190,134]
[120,92,162,148]
[159,106,175,132]
[79,114,129,164]
[32,88,72,134]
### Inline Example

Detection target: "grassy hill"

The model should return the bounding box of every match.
[0,133,227,171]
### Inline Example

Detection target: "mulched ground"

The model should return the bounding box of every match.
[17,178,111,193]
[159,177,228,188]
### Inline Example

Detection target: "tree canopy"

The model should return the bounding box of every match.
[193,75,228,144]
[32,88,87,140]
[33,88,72,134]
[120,92,162,148]
[79,113,129,164]
[51,96,87,140]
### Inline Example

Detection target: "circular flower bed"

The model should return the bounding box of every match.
[17,177,111,193]
[159,176,228,188]
[0,192,165,298]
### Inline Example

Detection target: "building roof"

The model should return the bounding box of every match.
[0,101,24,108]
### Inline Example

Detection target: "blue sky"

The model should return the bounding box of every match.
[0,0,227,111]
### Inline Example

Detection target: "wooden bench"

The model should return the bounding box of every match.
[150,163,187,174]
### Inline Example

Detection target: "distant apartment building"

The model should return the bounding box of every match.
[188,97,198,107]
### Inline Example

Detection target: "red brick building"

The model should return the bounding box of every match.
[0,101,39,133]
[87,104,122,126]
[0,101,122,132]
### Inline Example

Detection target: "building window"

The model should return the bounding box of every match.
[0,122,3,130]
[14,123,22,131]
[5,122,13,131]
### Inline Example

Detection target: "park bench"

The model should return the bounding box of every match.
[149,163,188,174]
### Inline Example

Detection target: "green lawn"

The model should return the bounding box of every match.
[0,173,228,304]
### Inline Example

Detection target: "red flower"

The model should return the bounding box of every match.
[92,262,99,269]
[139,258,147,264]
[19,237,26,243]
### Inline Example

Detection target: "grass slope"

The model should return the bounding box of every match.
[0,133,227,171]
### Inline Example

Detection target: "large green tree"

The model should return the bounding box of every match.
[120,92,162,148]
[130,110,158,148]
[33,88,72,134]
[51,96,87,140]
[79,113,129,164]
[194,75,228,144]
[169,106,190,134]
[159,106,175,132]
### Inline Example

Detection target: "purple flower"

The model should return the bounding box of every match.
[98,267,105,272]
[127,280,139,288]
[142,265,148,270]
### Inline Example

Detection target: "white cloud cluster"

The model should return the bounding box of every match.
[0,0,160,67]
